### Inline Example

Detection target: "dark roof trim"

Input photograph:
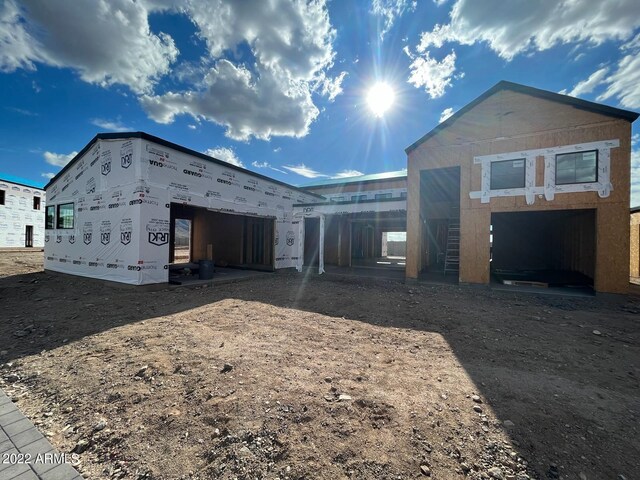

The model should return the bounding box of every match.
[406,80,640,154]
[297,196,406,208]
[631,206,640,214]
[44,132,325,199]
[0,178,45,190]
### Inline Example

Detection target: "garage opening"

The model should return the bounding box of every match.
[491,209,595,289]
[169,203,275,279]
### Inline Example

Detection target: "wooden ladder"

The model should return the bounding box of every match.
[443,207,460,274]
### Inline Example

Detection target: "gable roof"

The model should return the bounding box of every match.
[300,170,407,189]
[406,80,640,154]
[44,132,325,199]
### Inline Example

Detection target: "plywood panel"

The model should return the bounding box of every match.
[192,210,244,265]
[631,212,640,278]
[596,204,629,293]
[459,208,491,284]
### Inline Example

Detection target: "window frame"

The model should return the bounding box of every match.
[350,194,367,202]
[554,149,598,185]
[45,205,56,230]
[0,189,5,205]
[375,193,392,200]
[33,196,41,210]
[56,203,74,229]
[490,158,526,190]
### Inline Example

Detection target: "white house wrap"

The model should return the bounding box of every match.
[44,133,323,285]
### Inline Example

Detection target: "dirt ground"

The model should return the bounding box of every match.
[0,250,639,480]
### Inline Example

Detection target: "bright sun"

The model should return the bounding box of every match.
[366,82,395,117]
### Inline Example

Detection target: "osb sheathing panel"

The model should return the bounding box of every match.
[307,179,407,196]
[631,212,640,277]
[192,210,245,265]
[406,88,634,293]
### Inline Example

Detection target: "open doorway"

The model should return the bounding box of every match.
[304,217,320,267]
[491,209,595,289]
[420,167,460,276]
[172,219,192,263]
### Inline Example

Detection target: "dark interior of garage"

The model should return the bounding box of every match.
[490,209,595,288]
[169,203,275,277]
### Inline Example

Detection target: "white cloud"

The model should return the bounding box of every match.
[563,67,609,98]
[141,60,320,141]
[140,0,341,141]
[317,71,348,102]
[269,166,288,175]
[332,170,364,179]
[43,150,77,167]
[407,50,457,98]
[597,53,640,108]
[273,147,282,153]
[2,0,342,140]
[439,107,455,122]
[371,0,417,38]
[91,118,132,132]
[251,161,289,175]
[282,164,328,178]
[204,147,244,168]
[41,172,55,179]
[187,124,196,130]
[0,0,178,94]
[416,0,640,61]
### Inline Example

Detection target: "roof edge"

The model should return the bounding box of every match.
[44,132,325,199]
[0,177,46,190]
[405,80,640,154]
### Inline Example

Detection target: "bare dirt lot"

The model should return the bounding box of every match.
[0,251,639,480]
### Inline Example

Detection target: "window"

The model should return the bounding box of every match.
[351,194,367,202]
[375,193,392,200]
[56,203,74,229]
[33,197,41,210]
[555,150,597,185]
[331,196,344,202]
[0,190,4,205]
[490,158,525,190]
[400,191,407,199]
[46,206,55,229]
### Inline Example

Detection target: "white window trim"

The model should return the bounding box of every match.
[470,139,618,205]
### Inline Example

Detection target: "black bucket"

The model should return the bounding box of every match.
[199,260,215,280]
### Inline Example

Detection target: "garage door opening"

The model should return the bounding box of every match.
[491,209,595,289]
[169,203,275,280]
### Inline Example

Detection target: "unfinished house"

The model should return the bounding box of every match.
[296,172,407,271]
[0,178,45,248]
[405,81,638,294]
[43,132,323,285]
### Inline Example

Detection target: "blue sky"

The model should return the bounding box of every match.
[1,0,639,203]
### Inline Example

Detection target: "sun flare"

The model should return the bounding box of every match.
[366,82,395,117]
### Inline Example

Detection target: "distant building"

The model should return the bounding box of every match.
[0,178,46,248]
